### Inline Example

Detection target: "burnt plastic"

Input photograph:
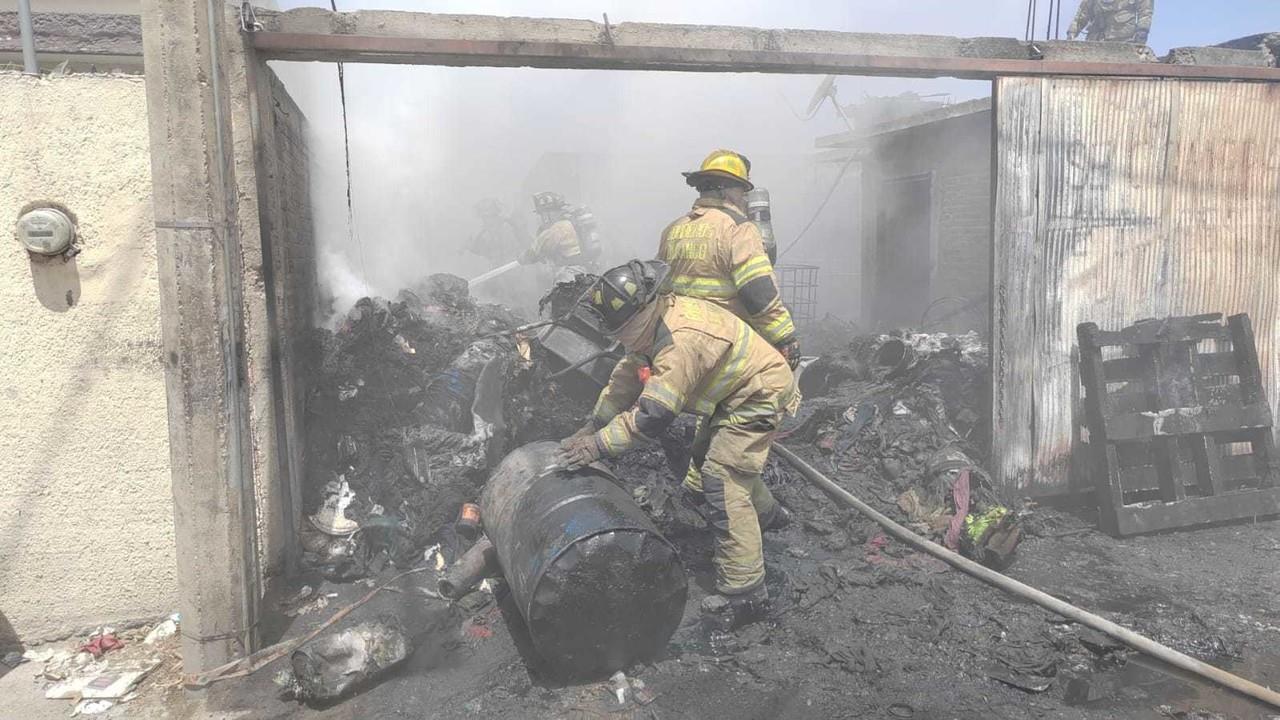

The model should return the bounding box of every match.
[536,308,620,392]
[479,442,688,677]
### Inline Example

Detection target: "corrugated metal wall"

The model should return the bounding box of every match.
[991,77,1280,495]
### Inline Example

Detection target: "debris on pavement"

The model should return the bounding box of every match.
[71,699,114,716]
[77,633,124,659]
[142,614,179,645]
[45,660,161,700]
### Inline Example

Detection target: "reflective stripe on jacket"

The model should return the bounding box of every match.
[591,296,795,455]
[657,199,796,346]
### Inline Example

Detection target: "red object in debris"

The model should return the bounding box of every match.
[945,469,972,551]
[637,365,652,383]
[78,633,124,658]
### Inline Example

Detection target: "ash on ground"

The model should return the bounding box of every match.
[227,304,1280,720]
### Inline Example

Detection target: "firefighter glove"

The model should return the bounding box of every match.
[776,337,802,370]
[566,420,596,442]
[557,433,603,471]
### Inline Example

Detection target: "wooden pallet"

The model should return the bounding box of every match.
[1077,313,1279,536]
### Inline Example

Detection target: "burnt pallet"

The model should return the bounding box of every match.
[1077,313,1278,536]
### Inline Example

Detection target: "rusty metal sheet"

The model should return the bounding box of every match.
[992,77,1280,496]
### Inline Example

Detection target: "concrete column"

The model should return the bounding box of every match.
[140,0,260,672]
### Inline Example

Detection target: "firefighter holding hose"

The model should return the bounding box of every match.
[557,259,797,630]
[520,191,603,280]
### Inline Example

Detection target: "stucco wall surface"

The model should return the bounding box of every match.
[0,71,175,645]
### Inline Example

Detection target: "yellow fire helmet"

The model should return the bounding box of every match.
[682,149,754,190]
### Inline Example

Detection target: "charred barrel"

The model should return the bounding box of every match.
[479,442,688,677]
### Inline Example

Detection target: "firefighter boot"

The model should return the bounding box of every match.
[700,583,771,632]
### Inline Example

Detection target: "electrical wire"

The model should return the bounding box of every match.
[777,154,857,261]
[330,0,369,284]
[1045,0,1055,41]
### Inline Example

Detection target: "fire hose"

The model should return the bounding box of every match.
[772,443,1280,710]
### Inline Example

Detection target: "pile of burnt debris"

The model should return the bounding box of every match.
[781,330,1020,567]
[299,274,589,583]
[299,276,1017,586]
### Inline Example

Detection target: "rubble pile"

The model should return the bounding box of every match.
[781,330,1018,567]
[300,274,590,581]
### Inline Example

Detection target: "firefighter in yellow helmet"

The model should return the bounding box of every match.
[662,150,799,361]
[660,150,801,523]
[557,259,798,630]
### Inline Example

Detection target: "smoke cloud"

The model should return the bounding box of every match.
[267,1,1264,321]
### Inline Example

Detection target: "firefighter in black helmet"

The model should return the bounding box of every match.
[559,259,797,631]
[521,191,603,277]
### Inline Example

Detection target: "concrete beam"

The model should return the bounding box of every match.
[1163,46,1274,68]
[247,7,1280,82]
[1217,32,1280,67]
[0,12,142,56]
[140,0,260,673]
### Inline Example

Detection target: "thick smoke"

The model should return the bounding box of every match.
[268,0,1251,321]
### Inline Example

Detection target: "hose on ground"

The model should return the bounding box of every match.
[772,443,1280,710]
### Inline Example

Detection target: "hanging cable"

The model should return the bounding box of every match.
[1045,0,1055,41]
[1024,0,1035,41]
[330,0,369,284]
[777,154,857,261]
[1055,0,1064,39]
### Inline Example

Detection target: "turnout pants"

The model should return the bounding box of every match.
[682,413,780,594]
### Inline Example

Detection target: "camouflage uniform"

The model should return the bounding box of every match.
[1067,0,1154,43]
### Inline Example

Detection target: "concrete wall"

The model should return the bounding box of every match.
[0,71,174,646]
[0,1,139,13]
[861,107,992,333]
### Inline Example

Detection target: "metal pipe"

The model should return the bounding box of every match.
[771,444,1280,710]
[16,0,37,74]
[545,348,615,381]
[437,536,495,599]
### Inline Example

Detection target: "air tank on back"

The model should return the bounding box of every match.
[479,441,688,677]
[746,187,776,264]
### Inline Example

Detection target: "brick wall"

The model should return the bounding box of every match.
[862,107,992,333]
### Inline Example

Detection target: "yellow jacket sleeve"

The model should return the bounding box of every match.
[597,331,728,455]
[728,222,796,346]
[591,354,646,428]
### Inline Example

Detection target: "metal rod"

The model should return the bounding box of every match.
[546,348,615,380]
[771,443,1280,710]
[16,0,38,74]
[250,33,1280,82]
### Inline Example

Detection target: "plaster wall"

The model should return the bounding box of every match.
[0,72,174,646]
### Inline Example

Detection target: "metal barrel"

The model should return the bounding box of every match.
[479,442,688,677]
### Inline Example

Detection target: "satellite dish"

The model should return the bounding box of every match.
[805,75,837,117]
